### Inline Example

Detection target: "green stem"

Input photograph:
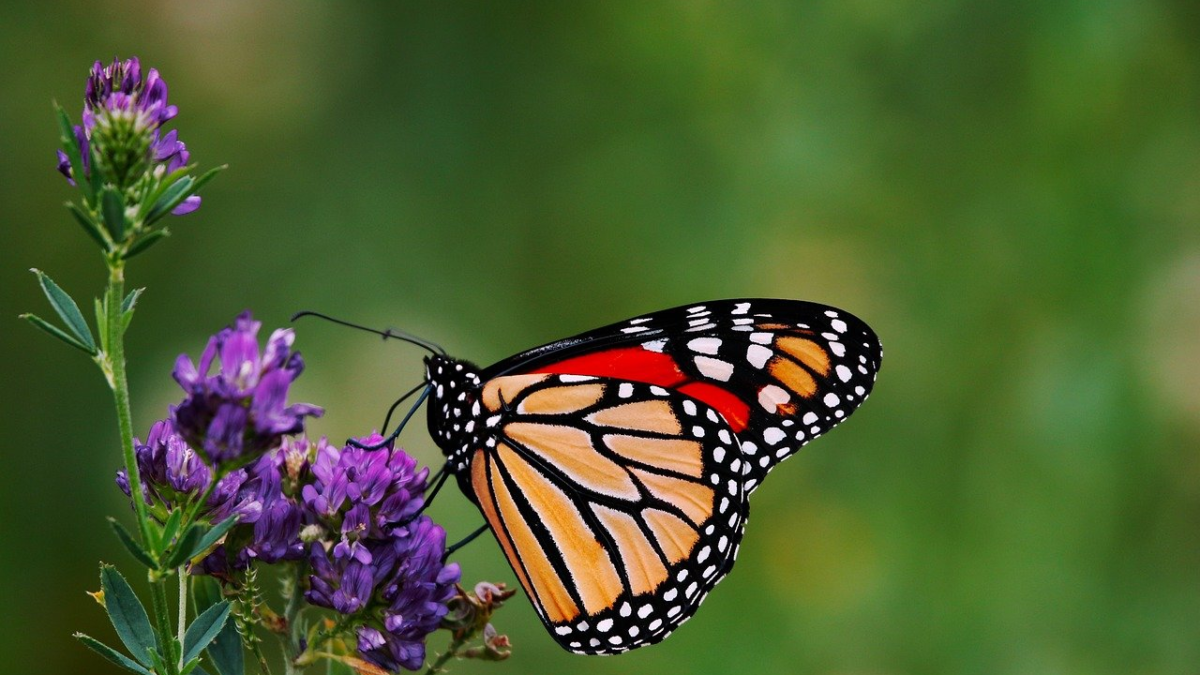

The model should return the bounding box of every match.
[177,573,187,670]
[150,577,178,675]
[105,261,153,545]
[423,634,468,675]
[281,564,303,675]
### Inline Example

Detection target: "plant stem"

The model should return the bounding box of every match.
[105,260,178,673]
[177,572,187,670]
[423,635,468,675]
[105,261,153,545]
[149,576,178,675]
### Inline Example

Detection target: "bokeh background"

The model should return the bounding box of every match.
[3,2,1199,674]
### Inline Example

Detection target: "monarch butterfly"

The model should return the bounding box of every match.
[417,298,882,654]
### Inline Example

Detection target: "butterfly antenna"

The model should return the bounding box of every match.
[291,310,446,356]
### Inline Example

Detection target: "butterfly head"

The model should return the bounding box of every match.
[424,354,483,471]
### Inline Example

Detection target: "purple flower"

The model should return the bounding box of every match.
[56,56,199,214]
[301,437,457,670]
[357,518,462,672]
[116,420,212,508]
[307,516,460,671]
[301,433,428,537]
[172,311,323,464]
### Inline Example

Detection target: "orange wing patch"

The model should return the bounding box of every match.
[629,468,714,525]
[482,374,550,411]
[590,504,669,595]
[504,422,641,500]
[775,336,830,376]
[481,449,580,623]
[586,400,682,434]
[603,434,704,478]
[643,508,701,564]
[497,443,624,615]
[518,383,606,415]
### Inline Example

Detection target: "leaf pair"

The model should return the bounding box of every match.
[76,565,231,675]
[22,269,142,356]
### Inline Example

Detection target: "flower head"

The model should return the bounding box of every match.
[301,433,428,538]
[172,311,323,464]
[56,56,199,213]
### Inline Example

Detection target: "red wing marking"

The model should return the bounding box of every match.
[677,381,750,433]
[531,347,687,387]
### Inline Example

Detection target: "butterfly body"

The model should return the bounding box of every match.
[424,299,881,654]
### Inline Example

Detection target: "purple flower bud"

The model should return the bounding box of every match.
[56,57,198,215]
[171,312,322,464]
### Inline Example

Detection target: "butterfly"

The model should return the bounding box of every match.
[422,299,881,654]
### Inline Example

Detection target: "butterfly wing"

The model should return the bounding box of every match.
[482,299,882,491]
[466,373,748,654]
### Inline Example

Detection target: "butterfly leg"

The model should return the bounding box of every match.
[385,465,450,529]
[443,523,490,562]
[349,384,431,450]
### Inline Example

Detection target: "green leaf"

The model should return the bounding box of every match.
[94,297,110,355]
[20,313,94,354]
[75,633,153,675]
[191,516,240,558]
[183,601,232,663]
[123,229,170,260]
[146,176,194,223]
[56,103,92,202]
[205,617,245,675]
[102,188,127,242]
[108,518,158,569]
[140,166,192,217]
[164,515,240,568]
[190,164,226,195]
[121,288,144,333]
[191,575,223,613]
[66,202,111,250]
[122,287,145,314]
[159,509,183,555]
[31,268,96,351]
[163,523,206,569]
[99,564,159,667]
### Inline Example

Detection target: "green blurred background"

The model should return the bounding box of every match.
[3,1,1198,673]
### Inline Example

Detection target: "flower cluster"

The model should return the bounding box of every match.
[172,311,323,464]
[56,57,198,212]
[115,313,468,671]
[303,433,460,672]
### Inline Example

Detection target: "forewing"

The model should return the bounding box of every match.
[466,374,747,654]
[483,299,882,491]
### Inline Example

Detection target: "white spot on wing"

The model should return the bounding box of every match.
[746,344,772,368]
[694,356,734,381]
[688,337,722,355]
[732,302,751,314]
[642,339,667,353]
[836,364,852,382]
[758,384,790,412]
[831,318,848,333]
